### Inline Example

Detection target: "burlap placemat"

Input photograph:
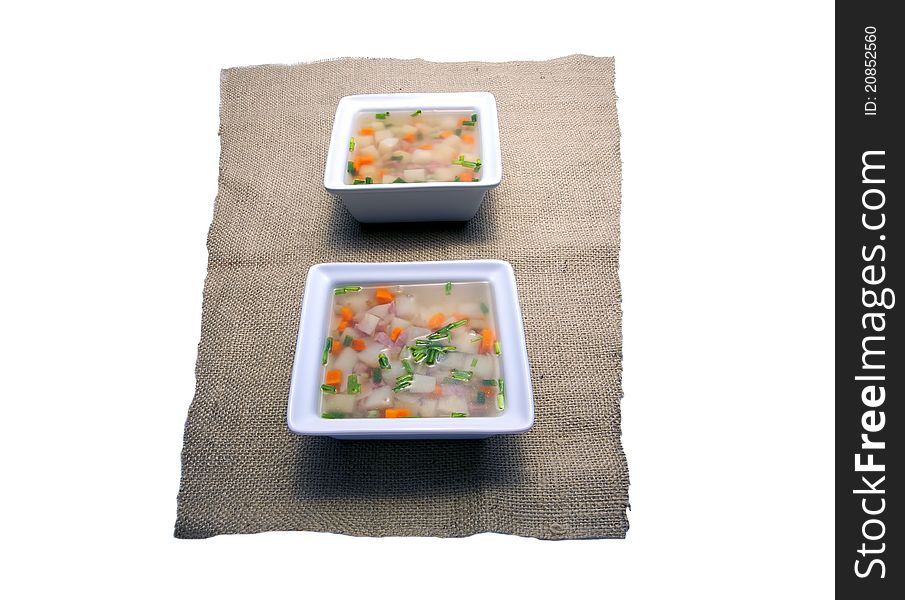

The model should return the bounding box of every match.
[175,54,628,539]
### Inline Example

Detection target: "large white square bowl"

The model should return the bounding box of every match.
[287,260,534,439]
[324,92,502,223]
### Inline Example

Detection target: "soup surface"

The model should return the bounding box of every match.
[345,109,482,184]
[320,281,505,418]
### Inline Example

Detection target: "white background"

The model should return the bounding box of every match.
[1,1,834,597]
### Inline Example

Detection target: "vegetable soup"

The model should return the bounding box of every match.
[345,109,482,184]
[320,281,504,418]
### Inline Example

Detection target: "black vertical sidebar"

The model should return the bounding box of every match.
[836,2,901,596]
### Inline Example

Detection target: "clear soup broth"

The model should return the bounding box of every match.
[345,109,482,184]
[320,281,505,418]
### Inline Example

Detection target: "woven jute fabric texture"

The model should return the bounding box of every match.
[175,54,628,539]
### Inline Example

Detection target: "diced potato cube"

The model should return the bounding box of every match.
[395,295,416,318]
[433,144,458,164]
[323,394,357,414]
[437,395,469,415]
[363,386,394,410]
[333,347,359,373]
[471,355,497,379]
[419,398,439,417]
[441,135,462,151]
[431,167,456,182]
[359,145,379,159]
[374,129,392,143]
[356,135,375,148]
[359,164,378,178]
[401,124,417,135]
[358,342,387,369]
[357,312,380,336]
[407,374,436,394]
[382,175,398,184]
[411,149,432,164]
[403,168,426,182]
[378,137,399,153]
[450,328,480,354]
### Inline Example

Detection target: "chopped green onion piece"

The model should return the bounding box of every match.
[390,154,404,161]
[461,120,475,126]
[471,113,478,122]
[480,302,489,314]
[393,177,406,183]
[445,282,453,295]
[454,176,461,182]
[411,109,422,117]
[471,358,478,368]
[321,384,337,394]
[378,353,390,370]
[494,341,501,355]
[347,160,355,174]
[402,359,413,374]
[470,335,482,343]
[343,335,353,347]
[451,412,467,418]
[353,179,365,185]
[375,112,389,119]
[454,128,462,136]
[334,285,362,295]
[348,374,360,394]
[322,337,332,364]
[395,373,413,384]
[367,409,380,418]
[393,381,411,392]
[497,394,505,410]
[481,379,497,387]
[476,391,487,404]
[322,411,344,419]
[450,369,474,382]
[372,368,382,384]
[349,137,355,151]
[365,176,373,184]
[425,348,436,365]
[498,379,505,394]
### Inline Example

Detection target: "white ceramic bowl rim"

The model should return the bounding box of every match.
[287,260,534,437]
[324,92,502,191]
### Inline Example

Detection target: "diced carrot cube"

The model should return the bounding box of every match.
[389,327,402,342]
[375,287,395,304]
[458,172,473,182]
[385,408,411,418]
[461,133,475,144]
[337,319,349,332]
[428,313,445,329]
[340,306,353,320]
[360,127,375,135]
[325,369,342,386]
[439,130,452,139]
[358,155,375,165]
[331,339,342,354]
[434,385,443,396]
[479,328,495,354]
[351,339,366,351]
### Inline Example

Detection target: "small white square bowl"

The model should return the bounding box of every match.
[287,260,534,439]
[324,92,502,223]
